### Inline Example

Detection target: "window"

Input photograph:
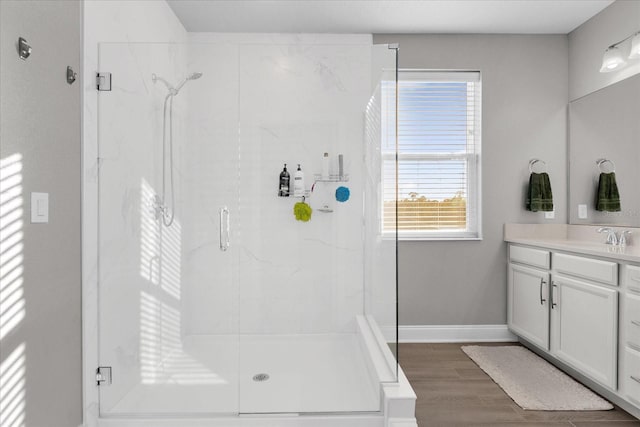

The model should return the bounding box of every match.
[382,71,481,240]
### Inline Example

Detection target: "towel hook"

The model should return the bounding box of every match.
[596,158,616,173]
[529,159,547,173]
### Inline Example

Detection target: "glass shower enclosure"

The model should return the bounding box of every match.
[95,40,397,417]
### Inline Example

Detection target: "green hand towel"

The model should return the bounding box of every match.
[526,172,553,212]
[596,172,621,212]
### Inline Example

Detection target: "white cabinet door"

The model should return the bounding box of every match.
[623,347,640,406]
[551,275,618,389]
[508,264,550,350]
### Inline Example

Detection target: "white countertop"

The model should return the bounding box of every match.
[504,224,640,264]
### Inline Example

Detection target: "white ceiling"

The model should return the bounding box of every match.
[167,0,614,35]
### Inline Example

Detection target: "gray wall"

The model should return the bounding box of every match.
[373,34,568,325]
[569,0,640,101]
[0,1,82,426]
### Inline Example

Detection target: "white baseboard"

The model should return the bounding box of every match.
[383,324,517,343]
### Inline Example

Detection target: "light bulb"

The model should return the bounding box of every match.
[629,33,640,60]
[600,46,627,73]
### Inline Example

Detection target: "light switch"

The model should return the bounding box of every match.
[31,192,49,223]
[37,199,45,215]
[578,204,588,219]
[545,210,555,219]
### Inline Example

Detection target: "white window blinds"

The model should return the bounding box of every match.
[382,71,482,240]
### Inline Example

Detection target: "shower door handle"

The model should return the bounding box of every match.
[219,207,230,251]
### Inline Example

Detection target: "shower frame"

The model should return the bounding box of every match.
[81,39,413,426]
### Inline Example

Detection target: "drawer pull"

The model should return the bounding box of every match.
[632,320,640,327]
[631,375,640,384]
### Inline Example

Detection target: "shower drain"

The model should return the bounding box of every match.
[252,373,270,382]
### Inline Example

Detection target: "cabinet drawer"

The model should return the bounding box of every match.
[627,265,640,292]
[553,253,617,286]
[626,293,640,348]
[624,347,640,405]
[510,245,550,270]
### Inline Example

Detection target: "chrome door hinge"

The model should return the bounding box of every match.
[96,72,112,91]
[96,366,112,386]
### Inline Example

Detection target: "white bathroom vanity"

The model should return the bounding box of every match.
[505,224,640,418]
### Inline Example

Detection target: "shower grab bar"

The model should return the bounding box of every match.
[219,207,230,251]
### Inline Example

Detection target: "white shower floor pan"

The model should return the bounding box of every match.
[108,334,378,414]
[95,317,416,427]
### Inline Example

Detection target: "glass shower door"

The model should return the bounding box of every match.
[94,40,398,418]
[96,42,239,416]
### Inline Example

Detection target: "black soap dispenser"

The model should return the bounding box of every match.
[278,164,290,197]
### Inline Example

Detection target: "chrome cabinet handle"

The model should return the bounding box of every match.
[631,375,640,384]
[551,282,558,309]
[631,320,640,327]
[540,279,547,305]
[219,207,230,251]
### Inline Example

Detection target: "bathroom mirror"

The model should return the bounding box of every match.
[568,73,640,226]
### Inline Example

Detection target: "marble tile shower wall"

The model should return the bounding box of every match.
[237,43,371,335]
[181,39,373,336]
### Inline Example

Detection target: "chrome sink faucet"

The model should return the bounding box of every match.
[597,227,633,246]
[597,227,618,245]
[620,230,633,246]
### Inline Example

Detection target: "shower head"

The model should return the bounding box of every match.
[175,72,203,93]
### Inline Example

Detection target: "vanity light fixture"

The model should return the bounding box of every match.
[599,30,640,73]
[600,46,626,73]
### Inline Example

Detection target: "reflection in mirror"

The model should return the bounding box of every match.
[569,73,640,226]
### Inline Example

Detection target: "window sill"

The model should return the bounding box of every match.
[382,232,483,242]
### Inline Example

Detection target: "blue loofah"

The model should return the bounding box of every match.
[335,186,350,203]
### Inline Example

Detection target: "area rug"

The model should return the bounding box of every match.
[461,345,613,411]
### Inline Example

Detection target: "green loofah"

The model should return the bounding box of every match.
[293,201,312,222]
